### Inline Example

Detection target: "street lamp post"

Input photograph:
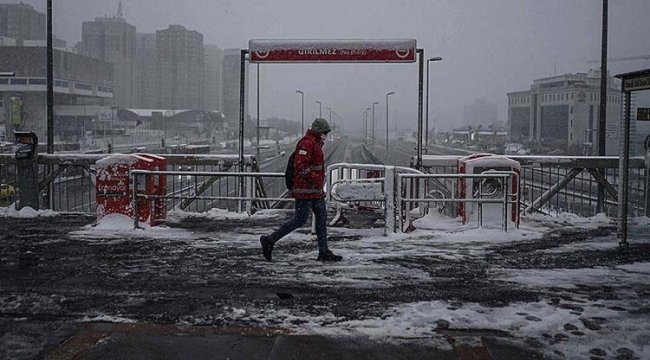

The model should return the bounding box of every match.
[327,107,332,129]
[385,91,395,164]
[295,90,304,134]
[315,101,322,117]
[425,56,443,154]
[363,110,367,143]
[256,63,260,162]
[364,108,370,144]
[371,101,379,149]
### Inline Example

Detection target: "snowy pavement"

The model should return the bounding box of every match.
[1,206,649,359]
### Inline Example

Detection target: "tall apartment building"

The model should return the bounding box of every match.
[135,33,156,108]
[155,25,204,110]
[507,69,621,155]
[204,44,223,111]
[81,15,136,108]
[222,48,248,129]
[0,3,45,44]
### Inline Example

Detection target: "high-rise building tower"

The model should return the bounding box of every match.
[81,6,136,108]
[135,33,157,108]
[155,25,203,110]
[0,3,45,44]
[222,48,248,130]
[204,44,224,111]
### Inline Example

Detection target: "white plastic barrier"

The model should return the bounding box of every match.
[457,155,521,225]
[327,163,421,234]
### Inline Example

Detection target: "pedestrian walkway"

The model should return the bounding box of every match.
[0,210,648,360]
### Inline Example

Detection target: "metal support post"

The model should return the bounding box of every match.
[618,91,631,248]
[416,48,424,169]
[47,0,53,154]
[597,0,608,213]
[238,49,249,212]
[256,63,260,163]
[132,172,139,229]
[384,166,396,235]
[246,175,254,215]
[46,0,54,209]
[645,140,650,216]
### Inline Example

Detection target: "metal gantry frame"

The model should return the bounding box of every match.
[239,40,428,175]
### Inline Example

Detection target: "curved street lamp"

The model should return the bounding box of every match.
[295,90,304,134]
[364,107,371,143]
[426,56,443,154]
[385,92,395,164]
[371,101,379,149]
[315,100,322,117]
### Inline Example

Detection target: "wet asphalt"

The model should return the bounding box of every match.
[1,214,648,359]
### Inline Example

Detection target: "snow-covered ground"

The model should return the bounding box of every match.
[3,206,650,359]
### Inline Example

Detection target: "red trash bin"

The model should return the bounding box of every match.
[136,153,167,225]
[96,154,156,223]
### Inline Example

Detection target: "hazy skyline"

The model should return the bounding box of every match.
[11,0,650,134]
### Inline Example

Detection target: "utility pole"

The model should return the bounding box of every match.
[46,0,53,154]
[597,0,608,213]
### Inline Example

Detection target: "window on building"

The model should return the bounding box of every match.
[28,78,46,85]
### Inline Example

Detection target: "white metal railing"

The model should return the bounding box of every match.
[327,163,422,234]
[397,171,520,232]
[130,169,290,228]
[130,165,519,232]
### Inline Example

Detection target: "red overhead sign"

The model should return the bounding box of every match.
[249,39,417,63]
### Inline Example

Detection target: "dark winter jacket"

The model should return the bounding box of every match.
[290,129,326,199]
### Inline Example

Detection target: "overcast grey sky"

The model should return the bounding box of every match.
[13,0,650,133]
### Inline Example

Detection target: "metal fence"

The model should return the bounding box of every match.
[0,153,259,214]
[130,169,291,227]
[397,172,520,232]
[326,163,519,233]
[2,152,647,224]
[418,155,649,218]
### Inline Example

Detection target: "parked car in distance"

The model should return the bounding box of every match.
[0,183,15,206]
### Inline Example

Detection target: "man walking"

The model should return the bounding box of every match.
[260,118,342,262]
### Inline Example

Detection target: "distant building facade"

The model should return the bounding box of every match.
[507,69,621,155]
[0,3,45,44]
[0,46,113,139]
[135,33,157,108]
[463,98,498,128]
[203,44,223,111]
[81,16,136,108]
[221,48,248,129]
[155,25,204,110]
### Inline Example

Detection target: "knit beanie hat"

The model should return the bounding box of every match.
[311,117,332,134]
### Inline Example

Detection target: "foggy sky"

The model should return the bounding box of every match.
[12,0,650,134]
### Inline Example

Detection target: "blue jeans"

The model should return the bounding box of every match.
[267,198,329,254]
